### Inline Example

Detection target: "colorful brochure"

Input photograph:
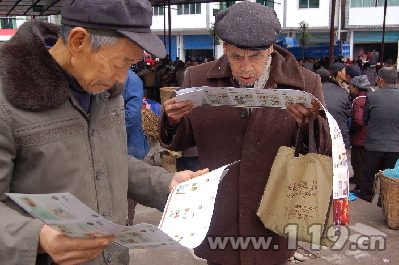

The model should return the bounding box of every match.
[176,87,313,109]
[6,162,237,249]
[176,87,349,225]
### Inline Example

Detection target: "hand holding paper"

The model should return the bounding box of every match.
[38,225,115,265]
[164,97,194,127]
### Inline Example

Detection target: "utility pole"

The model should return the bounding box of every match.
[329,0,336,69]
[380,0,387,66]
[299,21,308,60]
[168,0,172,57]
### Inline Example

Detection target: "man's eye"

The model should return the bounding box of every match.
[249,54,264,62]
[232,56,243,61]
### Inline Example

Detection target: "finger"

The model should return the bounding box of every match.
[285,107,302,124]
[165,100,192,111]
[190,168,210,178]
[61,235,114,252]
[164,97,177,106]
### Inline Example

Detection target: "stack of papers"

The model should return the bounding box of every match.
[7,162,237,249]
[176,87,313,109]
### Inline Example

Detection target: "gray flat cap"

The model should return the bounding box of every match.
[331,63,345,76]
[61,0,166,58]
[346,64,362,77]
[315,68,330,77]
[215,1,281,51]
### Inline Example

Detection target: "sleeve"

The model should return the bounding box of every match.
[363,95,371,126]
[158,67,196,152]
[350,98,365,132]
[305,72,332,156]
[127,155,174,211]
[123,70,150,160]
[0,107,44,265]
[343,94,353,118]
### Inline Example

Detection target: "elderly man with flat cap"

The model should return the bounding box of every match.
[0,0,208,264]
[160,2,331,265]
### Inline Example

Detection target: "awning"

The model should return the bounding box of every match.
[0,0,229,16]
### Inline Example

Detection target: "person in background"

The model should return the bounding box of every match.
[349,75,371,194]
[360,67,399,203]
[123,69,151,226]
[331,62,348,90]
[316,68,352,149]
[362,62,378,87]
[0,0,208,264]
[303,57,315,72]
[159,2,331,264]
[345,64,362,87]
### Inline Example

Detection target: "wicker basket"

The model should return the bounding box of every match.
[160,152,177,173]
[160,87,179,104]
[378,172,399,229]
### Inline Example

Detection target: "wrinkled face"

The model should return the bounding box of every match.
[224,43,273,87]
[72,38,143,93]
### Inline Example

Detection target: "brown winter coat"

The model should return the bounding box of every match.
[160,46,331,265]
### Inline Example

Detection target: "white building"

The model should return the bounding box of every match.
[151,0,399,63]
[1,0,399,63]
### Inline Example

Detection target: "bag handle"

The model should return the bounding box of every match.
[294,111,317,157]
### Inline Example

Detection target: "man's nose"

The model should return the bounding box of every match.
[239,58,254,72]
[112,69,129,84]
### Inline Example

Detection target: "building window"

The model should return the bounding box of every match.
[351,0,399,7]
[256,0,275,8]
[299,0,319,8]
[219,1,236,10]
[153,6,164,16]
[177,3,201,15]
[0,17,16,29]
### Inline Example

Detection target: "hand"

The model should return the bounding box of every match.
[164,97,194,127]
[38,225,115,265]
[285,99,320,125]
[168,168,209,192]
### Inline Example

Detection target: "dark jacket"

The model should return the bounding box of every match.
[0,20,173,265]
[363,86,399,152]
[160,45,331,265]
[349,91,367,146]
[321,79,352,148]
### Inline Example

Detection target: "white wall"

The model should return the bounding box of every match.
[284,1,331,28]
[152,3,216,31]
[349,6,399,26]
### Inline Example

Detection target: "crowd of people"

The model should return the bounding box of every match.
[312,58,399,204]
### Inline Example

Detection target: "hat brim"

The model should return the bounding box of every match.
[118,30,166,59]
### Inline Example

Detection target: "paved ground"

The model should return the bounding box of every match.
[129,185,398,265]
[129,148,398,265]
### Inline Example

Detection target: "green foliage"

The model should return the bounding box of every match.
[299,32,312,47]
[208,23,221,46]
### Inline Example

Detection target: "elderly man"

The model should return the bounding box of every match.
[360,67,399,203]
[160,2,331,265]
[0,0,207,264]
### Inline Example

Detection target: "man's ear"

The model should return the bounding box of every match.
[223,41,228,54]
[267,45,274,55]
[67,27,91,57]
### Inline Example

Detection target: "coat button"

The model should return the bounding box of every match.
[95,172,101,180]
[107,254,112,262]
[240,111,246,118]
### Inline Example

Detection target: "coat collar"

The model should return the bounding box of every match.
[205,45,306,90]
[0,20,123,111]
